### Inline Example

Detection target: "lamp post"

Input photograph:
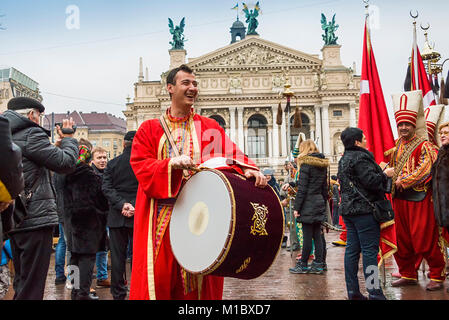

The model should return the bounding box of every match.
[283,76,295,256]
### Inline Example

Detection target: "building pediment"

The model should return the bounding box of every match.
[188,36,322,71]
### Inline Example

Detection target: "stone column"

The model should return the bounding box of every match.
[268,127,273,158]
[244,127,248,155]
[321,104,331,157]
[280,109,287,157]
[314,106,322,152]
[237,107,245,152]
[137,114,145,128]
[272,106,280,158]
[229,107,236,143]
[349,103,357,127]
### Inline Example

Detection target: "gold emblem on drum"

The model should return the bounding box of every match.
[250,202,268,236]
[236,257,251,274]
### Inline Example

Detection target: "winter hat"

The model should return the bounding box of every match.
[77,145,92,165]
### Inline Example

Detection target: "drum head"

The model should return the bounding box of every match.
[170,170,233,274]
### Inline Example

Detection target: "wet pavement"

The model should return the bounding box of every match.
[3,230,449,300]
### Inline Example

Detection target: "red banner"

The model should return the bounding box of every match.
[358,18,397,266]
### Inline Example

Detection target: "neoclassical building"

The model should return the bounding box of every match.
[123,26,360,176]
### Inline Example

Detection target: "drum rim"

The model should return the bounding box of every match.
[180,168,237,276]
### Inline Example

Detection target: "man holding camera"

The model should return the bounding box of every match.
[2,97,78,300]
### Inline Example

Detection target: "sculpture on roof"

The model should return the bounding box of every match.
[168,17,186,50]
[321,13,339,45]
[242,2,260,35]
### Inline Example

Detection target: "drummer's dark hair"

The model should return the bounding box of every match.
[166,64,194,86]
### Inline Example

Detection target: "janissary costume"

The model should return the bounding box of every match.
[388,90,446,283]
[129,109,258,300]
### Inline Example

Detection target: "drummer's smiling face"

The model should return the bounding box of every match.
[168,70,198,113]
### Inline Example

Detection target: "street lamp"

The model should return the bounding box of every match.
[282,76,296,256]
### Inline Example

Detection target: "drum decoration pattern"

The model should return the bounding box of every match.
[170,168,284,280]
[250,203,269,236]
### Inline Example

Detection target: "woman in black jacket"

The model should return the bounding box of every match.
[0,115,24,251]
[432,122,449,254]
[64,142,109,300]
[289,140,329,275]
[337,127,394,300]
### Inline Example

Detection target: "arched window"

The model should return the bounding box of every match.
[209,115,226,130]
[290,113,310,151]
[247,114,267,158]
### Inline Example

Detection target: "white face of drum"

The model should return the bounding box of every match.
[170,170,232,273]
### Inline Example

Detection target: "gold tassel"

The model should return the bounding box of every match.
[293,107,302,128]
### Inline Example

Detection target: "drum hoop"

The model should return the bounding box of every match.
[187,168,237,275]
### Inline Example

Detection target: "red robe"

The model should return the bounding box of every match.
[129,112,257,300]
[390,136,446,282]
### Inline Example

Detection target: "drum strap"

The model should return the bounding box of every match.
[159,115,182,157]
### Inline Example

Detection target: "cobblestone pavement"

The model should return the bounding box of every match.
[3,230,449,300]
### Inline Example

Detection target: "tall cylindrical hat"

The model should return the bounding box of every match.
[391,90,428,140]
[424,104,444,145]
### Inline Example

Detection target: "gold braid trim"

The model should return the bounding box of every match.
[391,136,426,198]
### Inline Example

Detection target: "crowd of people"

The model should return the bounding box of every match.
[0,96,139,300]
[0,64,448,301]
[280,110,449,299]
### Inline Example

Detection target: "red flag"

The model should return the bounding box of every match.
[410,26,436,109]
[357,17,397,266]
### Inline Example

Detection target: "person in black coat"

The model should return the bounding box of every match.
[2,97,78,300]
[289,140,329,275]
[337,127,394,300]
[0,115,24,252]
[64,143,109,300]
[432,122,449,259]
[102,131,138,300]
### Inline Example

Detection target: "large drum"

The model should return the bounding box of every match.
[170,168,284,279]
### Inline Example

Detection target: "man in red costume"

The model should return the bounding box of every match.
[129,64,267,300]
[388,90,445,291]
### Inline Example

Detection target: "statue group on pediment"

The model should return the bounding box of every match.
[213,48,297,67]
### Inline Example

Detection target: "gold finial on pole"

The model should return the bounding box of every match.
[410,10,419,25]
[363,0,369,16]
[283,76,294,98]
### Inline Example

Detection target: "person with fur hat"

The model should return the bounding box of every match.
[289,140,329,275]
[2,97,78,300]
[388,90,446,291]
[63,139,109,300]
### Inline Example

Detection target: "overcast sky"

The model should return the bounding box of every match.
[1,0,448,127]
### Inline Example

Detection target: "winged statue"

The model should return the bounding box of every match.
[242,2,260,35]
[321,13,339,45]
[168,17,186,50]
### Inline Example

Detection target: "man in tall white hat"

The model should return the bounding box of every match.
[387,90,446,291]
[425,104,444,147]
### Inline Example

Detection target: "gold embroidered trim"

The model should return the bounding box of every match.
[250,202,269,236]
[236,257,251,274]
